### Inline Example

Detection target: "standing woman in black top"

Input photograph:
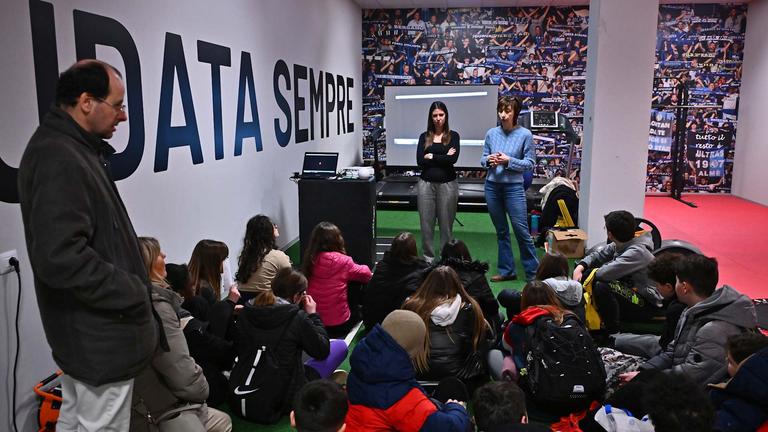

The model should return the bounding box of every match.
[416,101,460,262]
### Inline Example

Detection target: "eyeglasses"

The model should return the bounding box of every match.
[92,96,126,113]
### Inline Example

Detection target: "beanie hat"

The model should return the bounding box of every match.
[381,310,426,359]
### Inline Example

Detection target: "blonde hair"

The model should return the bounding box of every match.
[138,236,169,289]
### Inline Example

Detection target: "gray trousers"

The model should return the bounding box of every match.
[613,333,662,359]
[417,179,458,260]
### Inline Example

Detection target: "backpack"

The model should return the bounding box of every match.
[228,310,297,424]
[520,313,606,405]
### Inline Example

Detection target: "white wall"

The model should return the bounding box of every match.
[579,0,658,246]
[732,0,768,206]
[0,0,361,429]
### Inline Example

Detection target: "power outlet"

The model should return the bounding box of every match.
[0,249,18,275]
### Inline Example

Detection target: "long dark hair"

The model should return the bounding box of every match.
[425,100,452,147]
[301,222,346,278]
[188,239,229,299]
[402,266,486,372]
[236,215,276,284]
[389,232,419,265]
[520,280,564,324]
[535,252,569,280]
[441,239,472,261]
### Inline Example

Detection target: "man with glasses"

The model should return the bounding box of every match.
[18,60,158,430]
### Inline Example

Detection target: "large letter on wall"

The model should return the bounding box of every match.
[197,40,231,160]
[234,52,263,155]
[74,9,144,180]
[273,59,292,147]
[155,33,203,172]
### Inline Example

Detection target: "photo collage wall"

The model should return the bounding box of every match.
[362,6,589,180]
[647,4,746,194]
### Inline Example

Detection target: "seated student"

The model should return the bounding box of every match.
[291,380,348,432]
[303,222,373,338]
[438,239,502,333]
[346,310,471,432]
[132,237,232,432]
[403,266,489,388]
[499,252,584,323]
[189,239,230,303]
[622,254,757,386]
[236,214,292,304]
[613,253,686,358]
[472,381,550,432]
[363,232,430,330]
[710,332,768,432]
[235,268,347,418]
[165,263,237,408]
[573,210,663,335]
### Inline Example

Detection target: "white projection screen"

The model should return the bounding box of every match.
[384,85,499,169]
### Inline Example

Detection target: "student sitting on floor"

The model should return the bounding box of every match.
[573,210,663,335]
[189,239,231,303]
[346,310,471,431]
[363,232,430,330]
[235,214,292,305]
[438,239,502,334]
[621,254,757,386]
[498,252,584,323]
[403,266,490,391]
[613,253,686,359]
[709,332,768,432]
[291,380,348,432]
[303,221,373,338]
[472,381,550,432]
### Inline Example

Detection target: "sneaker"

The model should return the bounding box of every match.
[330,370,348,389]
[490,274,518,282]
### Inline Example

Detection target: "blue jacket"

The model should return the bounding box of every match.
[711,346,768,431]
[346,325,470,432]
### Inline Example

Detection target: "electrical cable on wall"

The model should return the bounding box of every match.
[9,257,21,432]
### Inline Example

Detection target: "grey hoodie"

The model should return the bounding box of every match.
[641,285,757,385]
[579,233,661,306]
[543,276,583,307]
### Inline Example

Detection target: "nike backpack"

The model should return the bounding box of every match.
[520,313,606,406]
[228,311,296,424]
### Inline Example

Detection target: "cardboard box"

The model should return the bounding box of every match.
[546,229,588,258]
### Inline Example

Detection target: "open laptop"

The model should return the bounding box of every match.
[301,152,338,179]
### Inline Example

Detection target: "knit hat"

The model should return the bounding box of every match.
[381,310,426,359]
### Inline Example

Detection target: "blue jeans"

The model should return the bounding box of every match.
[484,180,539,279]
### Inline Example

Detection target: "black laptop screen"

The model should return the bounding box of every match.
[302,152,338,176]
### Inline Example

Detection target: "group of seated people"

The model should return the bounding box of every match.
[124,209,766,431]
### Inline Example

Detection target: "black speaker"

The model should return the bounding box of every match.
[298,179,377,268]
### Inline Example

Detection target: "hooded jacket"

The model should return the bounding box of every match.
[419,301,484,381]
[440,258,500,331]
[18,106,157,386]
[363,252,430,329]
[641,285,757,385]
[236,302,330,412]
[307,251,372,327]
[542,276,586,323]
[346,325,471,432]
[578,233,661,305]
[710,346,768,432]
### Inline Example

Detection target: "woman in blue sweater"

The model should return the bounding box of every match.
[481,96,539,282]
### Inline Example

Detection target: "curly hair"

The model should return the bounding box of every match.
[236,215,277,284]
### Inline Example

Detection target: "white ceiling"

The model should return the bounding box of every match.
[354,0,750,8]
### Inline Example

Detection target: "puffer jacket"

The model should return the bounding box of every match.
[578,233,661,306]
[131,285,210,430]
[440,258,500,331]
[419,302,485,381]
[236,302,330,413]
[307,251,372,327]
[346,325,471,432]
[711,346,768,432]
[363,252,430,329]
[641,285,757,385]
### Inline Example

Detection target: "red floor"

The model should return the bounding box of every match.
[644,195,768,300]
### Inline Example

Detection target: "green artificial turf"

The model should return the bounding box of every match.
[234,209,541,431]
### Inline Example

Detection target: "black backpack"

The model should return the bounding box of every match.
[228,310,297,424]
[520,313,606,405]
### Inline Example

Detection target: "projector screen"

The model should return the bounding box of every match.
[384,85,499,169]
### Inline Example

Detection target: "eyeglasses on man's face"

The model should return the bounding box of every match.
[92,96,126,113]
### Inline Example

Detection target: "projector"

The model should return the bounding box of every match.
[341,166,375,179]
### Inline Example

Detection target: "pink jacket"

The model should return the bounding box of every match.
[307,251,372,327]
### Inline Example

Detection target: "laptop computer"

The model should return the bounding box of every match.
[301,152,339,179]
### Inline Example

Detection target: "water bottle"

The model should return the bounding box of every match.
[530,214,540,235]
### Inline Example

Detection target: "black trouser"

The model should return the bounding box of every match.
[592,280,663,334]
